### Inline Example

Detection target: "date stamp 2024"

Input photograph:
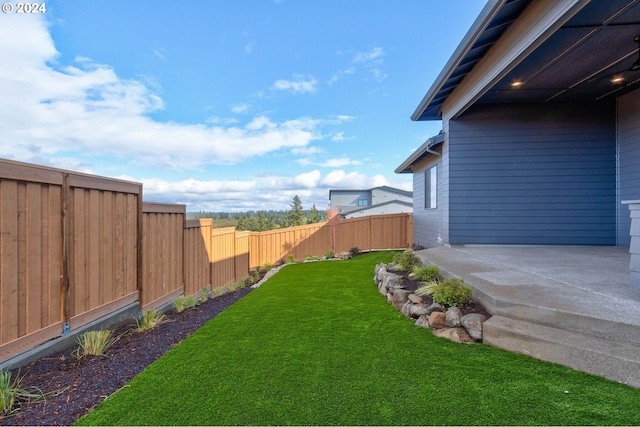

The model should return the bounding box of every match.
[2,3,46,14]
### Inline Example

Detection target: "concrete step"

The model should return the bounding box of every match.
[471,284,640,345]
[483,315,640,387]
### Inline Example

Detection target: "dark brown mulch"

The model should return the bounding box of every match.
[0,288,252,426]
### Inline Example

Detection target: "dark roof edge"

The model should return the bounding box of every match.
[410,0,506,122]
[394,132,445,174]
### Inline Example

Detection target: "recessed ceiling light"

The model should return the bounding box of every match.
[511,81,523,88]
[611,75,625,84]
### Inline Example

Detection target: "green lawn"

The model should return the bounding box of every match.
[76,251,640,426]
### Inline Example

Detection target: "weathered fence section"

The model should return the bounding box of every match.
[0,158,413,365]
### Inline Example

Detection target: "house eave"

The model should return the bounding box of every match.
[410,0,508,122]
[395,132,445,174]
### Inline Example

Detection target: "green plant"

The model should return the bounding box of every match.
[136,310,166,332]
[74,330,118,358]
[324,250,335,259]
[409,265,442,282]
[392,249,422,271]
[238,280,247,289]
[260,262,273,272]
[173,295,196,313]
[287,255,296,264]
[0,370,45,416]
[304,255,319,261]
[213,287,224,297]
[228,282,237,292]
[199,287,210,303]
[415,277,472,307]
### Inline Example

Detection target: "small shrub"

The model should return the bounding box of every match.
[238,280,247,289]
[409,265,442,282]
[74,330,118,358]
[415,278,472,308]
[199,287,210,303]
[213,287,223,297]
[136,309,166,332]
[0,370,45,415]
[287,255,296,264]
[392,249,422,272]
[260,262,273,272]
[228,282,237,292]
[173,295,196,313]
[324,250,335,259]
[304,255,319,261]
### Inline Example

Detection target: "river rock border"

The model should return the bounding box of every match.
[374,263,487,343]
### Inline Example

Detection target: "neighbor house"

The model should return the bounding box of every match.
[396,0,640,253]
[329,186,413,219]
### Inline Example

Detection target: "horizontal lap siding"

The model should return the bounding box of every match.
[449,102,616,245]
[617,90,640,246]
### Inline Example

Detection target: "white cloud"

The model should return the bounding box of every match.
[231,103,250,114]
[329,46,386,84]
[244,42,254,54]
[331,131,346,142]
[0,15,323,169]
[271,74,317,94]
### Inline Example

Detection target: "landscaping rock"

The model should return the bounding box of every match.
[428,311,447,329]
[408,293,423,304]
[415,315,430,328]
[428,302,444,313]
[392,289,412,305]
[461,313,487,341]
[401,300,412,317]
[445,307,463,327]
[433,327,475,343]
[409,303,431,318]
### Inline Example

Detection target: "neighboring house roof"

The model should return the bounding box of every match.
[339,200,413,216]
[329,185,413,199]
[412,0,640,122]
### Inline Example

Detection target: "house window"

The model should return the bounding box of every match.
[357,199,369,206]
[425,165,437,209]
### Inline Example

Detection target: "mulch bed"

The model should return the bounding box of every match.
[0,288,252,426]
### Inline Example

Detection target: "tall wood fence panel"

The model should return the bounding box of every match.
[210,227,238,289]
[0,162,64,360]
[184,219,212,297]
[67,175,140,329]
[140,203,185,310]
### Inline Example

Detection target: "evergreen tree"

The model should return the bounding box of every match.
[307,204,322,224]
[285,195,305,227]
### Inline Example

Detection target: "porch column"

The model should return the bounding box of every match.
[622,200,640,289]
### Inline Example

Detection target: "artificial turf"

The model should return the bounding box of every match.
[76,251,640,425]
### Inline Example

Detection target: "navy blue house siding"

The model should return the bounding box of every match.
[448,102,616,245]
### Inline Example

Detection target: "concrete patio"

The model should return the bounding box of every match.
[416,245,640,387]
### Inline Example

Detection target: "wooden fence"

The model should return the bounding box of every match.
[0,158,412,363]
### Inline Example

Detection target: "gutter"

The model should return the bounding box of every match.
[394,132,445,174]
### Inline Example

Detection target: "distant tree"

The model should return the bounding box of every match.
[285,195,305,227]
[307,204,322,224]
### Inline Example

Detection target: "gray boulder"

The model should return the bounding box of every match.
[460,313,487,341]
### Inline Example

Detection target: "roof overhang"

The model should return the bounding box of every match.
[412,0,640,122]
[395,132,445,174]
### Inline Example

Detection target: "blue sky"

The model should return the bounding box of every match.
[1,0,485,212]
